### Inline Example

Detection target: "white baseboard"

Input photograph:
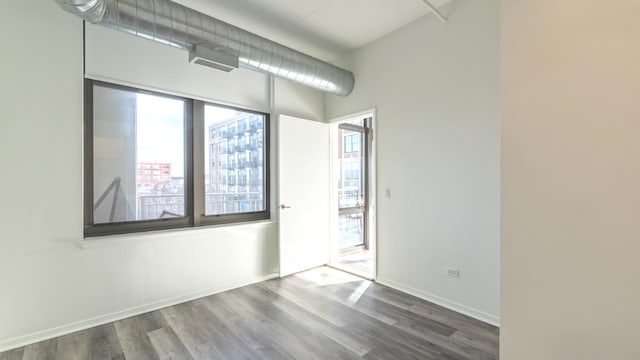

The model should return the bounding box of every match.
[375,276,500,327]
[0,273,279,353]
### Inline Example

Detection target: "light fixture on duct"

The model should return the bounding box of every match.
[189,45,239,73]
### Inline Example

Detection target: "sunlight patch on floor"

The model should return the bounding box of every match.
[346,280,371,305]
[295,266,366,287]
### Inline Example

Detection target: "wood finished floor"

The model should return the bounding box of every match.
[333,247,374,277]
[0,267,499,360]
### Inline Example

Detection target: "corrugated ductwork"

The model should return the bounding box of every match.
[54,0,355,96]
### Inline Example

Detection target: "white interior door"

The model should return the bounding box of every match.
[279,115,330,277]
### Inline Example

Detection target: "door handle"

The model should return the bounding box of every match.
[280,204,291,209]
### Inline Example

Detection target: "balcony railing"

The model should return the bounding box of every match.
[212,123,262,140]
[138,192,264,220]
[338,190,364,208]
[205,193,264,214]
[138,194,185,220]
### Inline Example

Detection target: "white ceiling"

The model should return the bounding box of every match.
[177,0,452,62]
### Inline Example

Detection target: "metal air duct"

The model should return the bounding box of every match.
[54,0,355,96]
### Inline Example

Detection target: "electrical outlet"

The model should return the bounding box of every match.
[385,188,391,199]
[446,267,460,278]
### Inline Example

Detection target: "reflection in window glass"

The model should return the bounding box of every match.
[92,85,185,224]
[204,105,266,215]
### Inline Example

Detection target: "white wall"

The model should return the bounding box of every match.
[85,25,271,113]
[273,78,325,123]
[0,1,326,351]
[501,1,640,359]
[325,0,500,324]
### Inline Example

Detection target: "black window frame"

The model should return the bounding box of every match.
[84,79,270,237]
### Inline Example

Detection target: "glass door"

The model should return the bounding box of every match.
[337,119,370,251]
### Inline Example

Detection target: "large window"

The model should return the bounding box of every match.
[84,80,270,237]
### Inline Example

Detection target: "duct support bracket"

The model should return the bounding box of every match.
[421,0,448,23]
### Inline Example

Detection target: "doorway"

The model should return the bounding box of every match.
[329,112,375,279]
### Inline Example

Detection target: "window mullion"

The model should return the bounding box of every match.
[192,100,205,226]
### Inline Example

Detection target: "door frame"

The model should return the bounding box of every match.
[328,109,377,280]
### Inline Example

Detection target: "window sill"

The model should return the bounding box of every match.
[78,219,277,249]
